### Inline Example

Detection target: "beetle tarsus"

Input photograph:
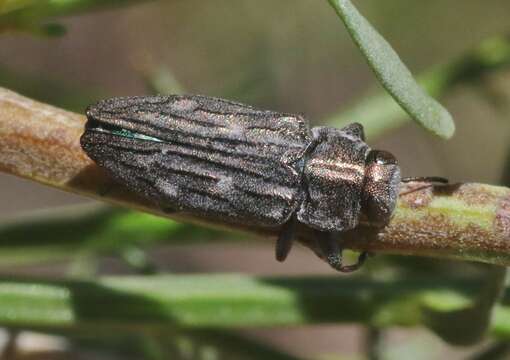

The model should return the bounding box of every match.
[275,216,297,262]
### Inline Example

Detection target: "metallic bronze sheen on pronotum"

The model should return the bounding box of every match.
[80,95,402,272]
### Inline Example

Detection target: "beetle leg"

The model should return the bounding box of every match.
[275,216,297,262]
[316,231,369,273]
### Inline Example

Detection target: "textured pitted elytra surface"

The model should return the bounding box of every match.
[81,95,312,227]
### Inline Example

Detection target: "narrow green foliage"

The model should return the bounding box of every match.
[421,266,507,345]
[0,0,153,34]
[326,35,510,139]
[0,205,240,266]
[327,0,455,139]
[0,273,508,345]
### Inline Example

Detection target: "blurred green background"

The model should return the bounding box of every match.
[1,0,510,359]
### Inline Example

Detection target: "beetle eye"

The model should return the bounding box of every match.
[367,150,397,165]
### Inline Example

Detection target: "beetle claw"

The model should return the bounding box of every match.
[335,251,369,273]
[316,232,368,273]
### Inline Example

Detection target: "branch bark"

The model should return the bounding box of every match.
[1,87,509,266]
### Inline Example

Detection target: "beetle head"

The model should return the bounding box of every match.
[362,150,401,226]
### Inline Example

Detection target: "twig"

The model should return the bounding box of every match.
[1,87,509,266]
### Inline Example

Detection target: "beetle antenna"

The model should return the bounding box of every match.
[401,176,448,184]
[400,177,450,197]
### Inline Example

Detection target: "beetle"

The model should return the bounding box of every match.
[80,95,443,272]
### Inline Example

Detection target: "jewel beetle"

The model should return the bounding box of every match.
[81,95,443,272]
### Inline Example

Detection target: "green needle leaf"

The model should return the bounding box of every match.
[327,0,455,139]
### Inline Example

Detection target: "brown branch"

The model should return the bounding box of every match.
[1,87,509,266]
